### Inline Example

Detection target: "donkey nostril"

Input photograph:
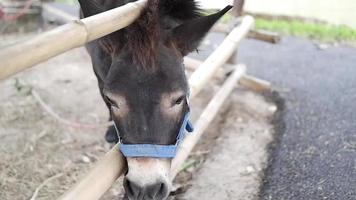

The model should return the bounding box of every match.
[147,182,169,199]
[124,178,169,199]
[124,178,141,199]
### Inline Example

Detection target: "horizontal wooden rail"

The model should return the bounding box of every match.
[213,23,280,44]
[59,145,126,200]
[184,57,271,92]
[59,15,255,200]
[189,15,254,97]
[171,64,246,178]
[0,0,147,80]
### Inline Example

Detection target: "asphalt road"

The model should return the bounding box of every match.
[194,33,356,199]
[237,37,356,200]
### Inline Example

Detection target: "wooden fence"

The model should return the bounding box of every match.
[59,15,259,200]
[0,1,270,199]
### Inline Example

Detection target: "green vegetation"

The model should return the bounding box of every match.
[255,18,356,43]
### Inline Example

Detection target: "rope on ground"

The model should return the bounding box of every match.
[30,173,64,200]
[31,89,114,129]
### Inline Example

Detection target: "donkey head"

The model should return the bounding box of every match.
[79,1,231,199]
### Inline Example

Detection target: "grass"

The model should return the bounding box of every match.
[255,18,356,43]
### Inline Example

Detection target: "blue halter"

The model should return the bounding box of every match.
[113,109,194,158]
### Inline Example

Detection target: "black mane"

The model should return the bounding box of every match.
[80,0,203,69]
[126,0,202,68]
[159,0,202,21]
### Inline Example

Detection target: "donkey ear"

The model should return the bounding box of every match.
[169,5,233,56]
[78,0,105,17]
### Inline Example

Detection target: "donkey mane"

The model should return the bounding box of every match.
[126,0,202,69]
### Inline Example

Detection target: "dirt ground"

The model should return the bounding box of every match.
[0,34,277,200]
[181,90,277,200]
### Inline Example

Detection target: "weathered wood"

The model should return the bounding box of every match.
[232,0,245,17]
[212,17,242,34]
[171,64,246,178]
[212,23,281,44]
[189,15,254,97]
[248,29,281,44]
[184,57,271,92]
[0,0,147,80]
[59,145,126,200]
[239,74,272,93]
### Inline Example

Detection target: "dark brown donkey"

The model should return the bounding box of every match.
[78,0,231,199]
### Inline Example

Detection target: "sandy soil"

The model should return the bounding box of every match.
[182,90,276,200]
[0,34,277,200]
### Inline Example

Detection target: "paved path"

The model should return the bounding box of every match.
[238,37,356,200]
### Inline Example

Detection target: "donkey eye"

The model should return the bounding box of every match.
[105,96,119,108]
[174,96,185,105]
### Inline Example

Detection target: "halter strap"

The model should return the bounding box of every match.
[114,112,193,158]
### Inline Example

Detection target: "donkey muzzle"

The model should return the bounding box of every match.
[124,158,171,200]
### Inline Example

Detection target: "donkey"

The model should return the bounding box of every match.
[78,0,231,199]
